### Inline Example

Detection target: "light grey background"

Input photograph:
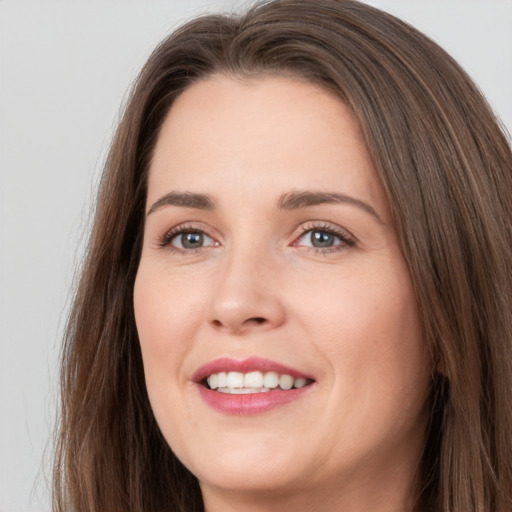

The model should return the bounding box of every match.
[1,1,511,511]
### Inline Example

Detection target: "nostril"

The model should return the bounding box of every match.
[210,316,272,332]
[243,316,267,325]
[245,317,267,326]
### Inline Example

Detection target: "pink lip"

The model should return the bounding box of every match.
[196,385,313,415]
[192,357,315,415]
[192,356,312,382]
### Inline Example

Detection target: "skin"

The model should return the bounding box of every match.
[134,75,432,512]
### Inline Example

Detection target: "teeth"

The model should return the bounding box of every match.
[208,373,218,389]
[294,377,307,388]
[217,387,271,394]
[279,374,294,390]
[206,370,310,391]
[217,372,227,388]
[263,371,279,388]
[226,372,244,389]
[244,371,263,388]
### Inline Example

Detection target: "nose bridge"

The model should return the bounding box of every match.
[208,232,285,333]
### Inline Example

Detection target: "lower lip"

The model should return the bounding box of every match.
[196,384,313,415]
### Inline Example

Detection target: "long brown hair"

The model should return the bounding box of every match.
[53,1,512,510]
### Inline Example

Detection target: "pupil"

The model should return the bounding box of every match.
[311,231,333,247]
[182,232,203,248]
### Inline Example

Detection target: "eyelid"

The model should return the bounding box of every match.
[291,221,356,251]
[157,222,220,252]
[155,220,355,255]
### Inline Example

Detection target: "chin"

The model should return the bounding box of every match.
[196,464,303,497]
[176,438,307,493]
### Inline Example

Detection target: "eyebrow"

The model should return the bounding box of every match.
[147,189,382,222]
[147,191,215,214]
[277,190,383,222]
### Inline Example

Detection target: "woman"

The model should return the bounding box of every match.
[53,1,512,511]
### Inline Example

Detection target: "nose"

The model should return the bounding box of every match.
[207,247,286,335]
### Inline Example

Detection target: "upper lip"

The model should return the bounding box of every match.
[192,357,313,383]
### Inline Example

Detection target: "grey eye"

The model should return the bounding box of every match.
[310,231,336,247]
[172,231,213,249]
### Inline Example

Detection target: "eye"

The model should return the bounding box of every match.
[302,230,339,248]
[157,224,218,253]
[170,230,215,250]
[293,224,355,252]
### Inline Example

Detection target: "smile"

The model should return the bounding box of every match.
[194,357,315,414]
[206,371,310,393]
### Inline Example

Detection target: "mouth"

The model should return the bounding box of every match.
[203,371,313,394]
[193,357,315,414]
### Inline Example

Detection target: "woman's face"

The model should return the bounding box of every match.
[134,75,431,508]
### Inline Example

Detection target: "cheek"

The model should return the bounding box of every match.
[306,269,429,461]
[133,265,205,451]
[133,265,202,397]
[294,259,428,406]
[134,263,202,349]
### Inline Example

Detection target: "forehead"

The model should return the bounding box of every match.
[147,74,387,216]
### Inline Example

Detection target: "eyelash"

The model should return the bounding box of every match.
[157,222,355,255]
[157,223,213,253]
[293,222,355,254]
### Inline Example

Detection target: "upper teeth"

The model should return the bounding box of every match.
[206,371,308,393]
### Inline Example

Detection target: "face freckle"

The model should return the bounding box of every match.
[133,74,431,510]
